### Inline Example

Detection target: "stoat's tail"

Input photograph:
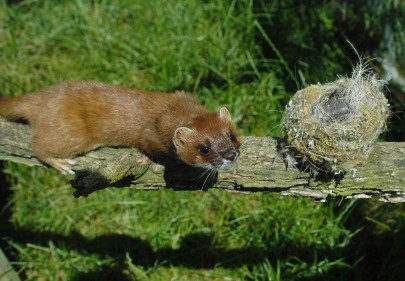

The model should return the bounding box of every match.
[0,96,31,121]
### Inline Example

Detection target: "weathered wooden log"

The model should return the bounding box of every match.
[0,249,21,281]
[1,117,404,202]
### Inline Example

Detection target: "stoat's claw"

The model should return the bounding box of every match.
[61,169,76,176]
[66,159,77,166]
[46,158,76,175]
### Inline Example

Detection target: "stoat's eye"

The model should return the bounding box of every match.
[199,145,211,155]
[229,132,236,142]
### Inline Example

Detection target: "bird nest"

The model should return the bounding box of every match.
[283,63,390,175]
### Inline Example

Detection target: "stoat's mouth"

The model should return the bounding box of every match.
[192,154,240,171]
[216,154,239,170]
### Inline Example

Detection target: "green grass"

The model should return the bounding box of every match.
[1,0,404,280]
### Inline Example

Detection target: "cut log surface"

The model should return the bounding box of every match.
[1,117,405,202]
[0,249,21,281]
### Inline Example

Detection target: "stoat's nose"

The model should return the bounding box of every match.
[223,150,238,162]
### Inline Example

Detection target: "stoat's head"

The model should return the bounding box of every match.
[173,107,241,170]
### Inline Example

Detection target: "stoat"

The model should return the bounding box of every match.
[0,81,241,174]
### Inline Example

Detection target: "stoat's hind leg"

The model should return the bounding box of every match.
[44,158,77,175]
[32,134,79,175]
[31,128,89,175]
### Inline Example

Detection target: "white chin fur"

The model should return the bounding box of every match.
[218,160,237,170]
[193,163,215,170]
[192,157,238,170]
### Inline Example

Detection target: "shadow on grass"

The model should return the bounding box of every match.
[0,228,267,272]
[72,267,132,281]
[335,200,405,281]
[0,204,348,279]
[2,214,405,281]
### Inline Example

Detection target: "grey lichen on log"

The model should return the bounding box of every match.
[1,117,405,202]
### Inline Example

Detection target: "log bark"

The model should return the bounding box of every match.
[1,117,405,203]
[0,249,21,281]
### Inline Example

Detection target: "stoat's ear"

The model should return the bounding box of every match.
[173,127,195,147]
[219,107,232,121]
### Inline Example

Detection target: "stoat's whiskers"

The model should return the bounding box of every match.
[200,167,217,191]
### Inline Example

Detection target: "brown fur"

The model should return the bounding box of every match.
[0,81,240,173]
